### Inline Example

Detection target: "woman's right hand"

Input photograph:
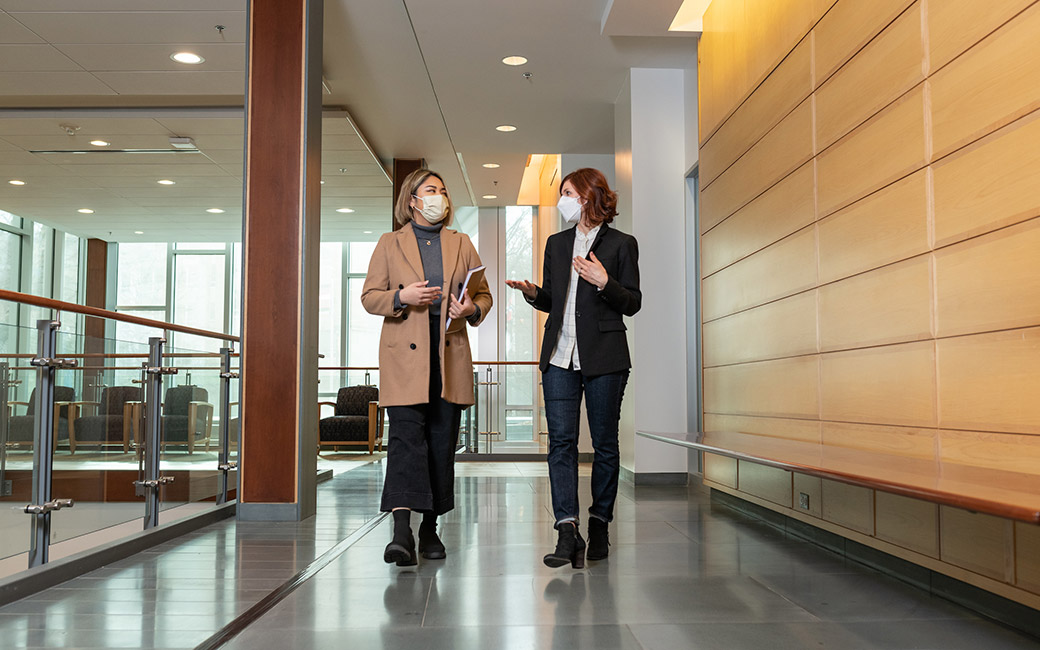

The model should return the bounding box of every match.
[400,280,442,306]
[505,279,537,300]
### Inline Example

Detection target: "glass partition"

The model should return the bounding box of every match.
[0,321,37,562]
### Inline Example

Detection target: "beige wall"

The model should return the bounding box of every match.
[698,0,1040,605]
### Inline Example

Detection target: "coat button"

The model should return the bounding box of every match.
[458,283,463,291]
[402,313,408,320]
[445,340,450,347]
[399,284,404,290]
[410,343,417,350]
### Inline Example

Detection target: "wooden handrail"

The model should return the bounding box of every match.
[317,361,539,372]
[0,289,239,343]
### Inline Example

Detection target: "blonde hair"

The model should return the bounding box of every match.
[394,169,453,227]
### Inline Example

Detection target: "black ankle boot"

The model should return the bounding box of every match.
[384,510,417,566]
[543,522,586,569]
[418,515,446,560]
[587,518,609,560]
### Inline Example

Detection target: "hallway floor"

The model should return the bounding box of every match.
[1,461,1038,649]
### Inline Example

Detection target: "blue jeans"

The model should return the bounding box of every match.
[542,364,629,528]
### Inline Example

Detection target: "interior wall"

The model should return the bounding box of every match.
[697,0,1040,600]
[614,74,636,473]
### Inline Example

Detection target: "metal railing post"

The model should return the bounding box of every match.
[25,320,77,568]
[217,346,238,505]
[1,362,10,497]
[138,337,176,529]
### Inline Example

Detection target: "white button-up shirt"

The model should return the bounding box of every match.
[549,224,602,370]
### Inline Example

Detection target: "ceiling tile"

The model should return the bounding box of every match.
[92,71,244,96]
[59,163,230,177]
[0,12,42,43]
[0,1,243,12]
[0,118,172,136]
[10,11,246,45]
[0,71,116,95]
[0,44,81,72]
[154,117,243,135]
[54,42,245,73]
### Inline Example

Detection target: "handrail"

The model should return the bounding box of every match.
[317,361,539,371]
[0,289,239,343]
[0,352,229,359]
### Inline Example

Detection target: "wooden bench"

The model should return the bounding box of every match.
[637,430,1040,523]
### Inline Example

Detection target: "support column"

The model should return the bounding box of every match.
[391,158,425,231]
[239,0,323,521]
[83,238,108,404]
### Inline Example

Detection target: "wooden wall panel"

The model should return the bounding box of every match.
[821,479,874,535]
[813,0,915,86]
[815,2,924,151]
[701,36,813,187]
[817,169,929,284]
[702,291,817,367]
[702,161,815,276]
[939,430,1040,475]
[935,219,1040,338]
[876,491,940,558]
[933,111,1040,247]
[702,225,816,321]
[744,0,816,100]
[1016,522,1040,594]
[738,460,793,507]
[699,0,750,142]
[820,341,936,427]
[703,355,819,419]
[704,413,822,443]
[929,2,1040,159]
[816,84,926,216]
[937,328,1040,435]
[818,255,932,352]
[704,453,738,488]
[700,99,814,230]
[821,421,936,459]
[940,506,1012,581]
[928,0,1036,73]
[793,473,823,517]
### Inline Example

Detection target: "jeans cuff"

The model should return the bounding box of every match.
[588,512,610,523]
[555,516,579,529]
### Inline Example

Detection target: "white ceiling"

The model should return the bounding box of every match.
[0,0,697,242]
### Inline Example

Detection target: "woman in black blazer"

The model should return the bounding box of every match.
[506,167,641,568]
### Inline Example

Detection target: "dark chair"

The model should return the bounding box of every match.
[318,386,384,454]
[5,386,76,451]
[161,385,213,454]
[69,386,141,454]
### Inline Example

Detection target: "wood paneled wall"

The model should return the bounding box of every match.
[699,0,1040,606]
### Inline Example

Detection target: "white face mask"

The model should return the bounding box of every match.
[557,195,582,223]
[414,193,448,223]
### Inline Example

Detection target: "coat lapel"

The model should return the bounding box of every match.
[557,226,577,289]
[589,223,610,255]
[397,222,425,279]
[441,228,462,295]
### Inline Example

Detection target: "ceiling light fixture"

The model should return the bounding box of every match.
[482,163,500,169]
[206,208,225,214]
[157,179,175,185]
[502,56,528,66]
[336,208,355,213]
[482,194,498,200]
[8,180,25,185]
[78,209,94,214]
[495,125,517,132]
[90,140,110,147]
[363,231,373,234]
[134,231,144,235]
[171,52,204,64]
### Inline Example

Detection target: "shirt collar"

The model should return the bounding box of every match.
[575,223,602,242]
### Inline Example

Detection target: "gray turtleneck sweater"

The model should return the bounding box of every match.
[392,221,481,324]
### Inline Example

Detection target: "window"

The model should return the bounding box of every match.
[117,243,168,308]
[503,206,536,441]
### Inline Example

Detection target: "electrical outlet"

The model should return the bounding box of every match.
[1,480,11,497]
[798,492,810,510]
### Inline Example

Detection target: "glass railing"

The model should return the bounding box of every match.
[316,360,545,457]
[0,289,239,575]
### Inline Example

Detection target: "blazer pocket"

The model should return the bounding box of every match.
[598,320,626,332]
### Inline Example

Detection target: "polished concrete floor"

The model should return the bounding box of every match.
[1,460,1038,649]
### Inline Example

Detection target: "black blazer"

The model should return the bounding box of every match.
[530,224,641,376]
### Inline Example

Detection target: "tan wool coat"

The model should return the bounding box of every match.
[360,223,492,407]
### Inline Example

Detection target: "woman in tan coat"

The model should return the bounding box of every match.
[361,169,492,566]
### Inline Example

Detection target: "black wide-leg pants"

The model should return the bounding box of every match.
[380,314,462,515]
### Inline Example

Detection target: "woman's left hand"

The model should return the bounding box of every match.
[448,291,476,320]
[573,251,608,289]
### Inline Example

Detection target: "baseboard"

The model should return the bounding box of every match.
[620,466,689,486]
[709,488,1040,640]
[0,501,236,608]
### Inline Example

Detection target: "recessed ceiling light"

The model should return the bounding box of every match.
[206,208,225,214]
[90,140,110,147]
[157,179,175,185]
[320,180,325,184]
[134,231,144,235]
[336,208,354,213]
[482,163,500,169]
[8,180,25,185]
[78,208,94,214]
[171,52,204,64]
[482,194,498,200]
[363,231,373,234]
[495,125,517,132]
[502,56,528,66]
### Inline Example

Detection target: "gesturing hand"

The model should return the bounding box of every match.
[505,279,538,299]
[573,251,607,289]
[400,280,442,306]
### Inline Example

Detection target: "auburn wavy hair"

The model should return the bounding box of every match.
[559,168,618,226]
